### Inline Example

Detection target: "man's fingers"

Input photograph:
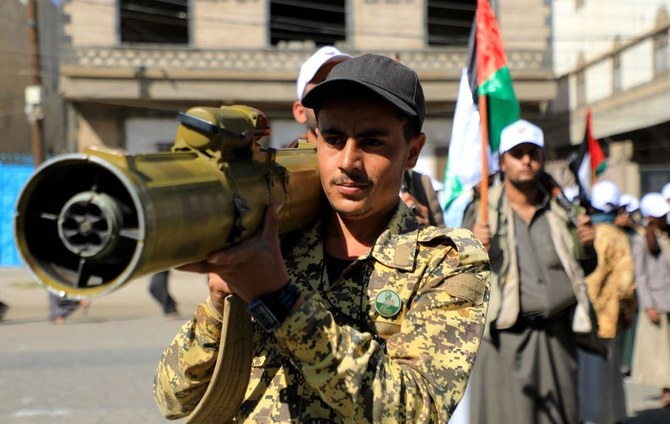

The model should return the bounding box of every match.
[176,260,211,273]
[261,202,282,240]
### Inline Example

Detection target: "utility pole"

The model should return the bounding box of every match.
[26,0,45,166]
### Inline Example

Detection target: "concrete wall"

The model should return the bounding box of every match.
[63,0,116,46]
[194,0,267,48]
[350,0,423,50]
[553,0,668,76]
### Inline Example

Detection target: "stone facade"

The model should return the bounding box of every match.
[59,0,556,182]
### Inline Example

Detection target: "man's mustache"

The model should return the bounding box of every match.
[330,172,370,186]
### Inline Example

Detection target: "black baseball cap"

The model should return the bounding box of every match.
[302,54,425,128]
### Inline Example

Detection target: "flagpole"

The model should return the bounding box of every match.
[479,95,489,223]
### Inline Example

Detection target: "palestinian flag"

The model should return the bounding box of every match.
[570,109,607,199]
[442,0,519,212]
[475,0,520,152]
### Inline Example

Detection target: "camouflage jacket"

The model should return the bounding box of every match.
[585,223,635,339]
[154,204,490,423]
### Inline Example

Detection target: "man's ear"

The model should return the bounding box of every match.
[292,101,307,124]
[498,153,507,173]
[406,133,426,169]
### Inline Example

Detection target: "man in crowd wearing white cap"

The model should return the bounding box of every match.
[614,192,643,378]
[631,192,670,408]
[579,180,634,423]
[616,193,641,232]
[288,46,351,147]
[663,182,670,204]
[464,119,597,424]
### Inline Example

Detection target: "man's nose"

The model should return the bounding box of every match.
[338,139,362,170]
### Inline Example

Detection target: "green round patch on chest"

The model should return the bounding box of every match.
[374,290,403,318]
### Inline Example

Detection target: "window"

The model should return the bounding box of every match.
[427,0,476,47]
[612,54,621,93]
[119,0,189,44]
[269,0,346,46]
[654,30,669,75]
[576,70,586,106]
[576,53,586,106]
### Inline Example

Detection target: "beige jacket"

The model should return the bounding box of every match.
[585,223,635,339]
[468,184,594,338]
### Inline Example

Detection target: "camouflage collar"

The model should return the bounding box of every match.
[294,202,420,272]
[369,202,419,271]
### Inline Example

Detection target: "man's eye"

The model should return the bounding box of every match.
[362,138,383,147]
[323,136,342,145]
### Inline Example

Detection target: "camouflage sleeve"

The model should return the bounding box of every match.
[274,233,490,423]
[153,298,223,419]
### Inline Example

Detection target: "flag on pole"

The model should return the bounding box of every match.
[442,0,519,211]
[570,109,607,199]
[475,0,520,153]
[442,69,494,210]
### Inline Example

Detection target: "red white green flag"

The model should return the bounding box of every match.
[442,0,519,214]
[570,109,607,198]
[475,0,520,152]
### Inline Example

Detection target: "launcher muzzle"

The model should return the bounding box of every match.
[14,105,322,299]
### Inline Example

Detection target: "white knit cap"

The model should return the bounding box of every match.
[662,182,670,201]
[296,46,352,100]
[640,192,670,218]
[590,180,620,213]
[499,119,544,154]
[619,193,639,213]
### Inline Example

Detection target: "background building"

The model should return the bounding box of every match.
[0,0,62,266]
[2,1,668,259]
[57,0,555,182]
[551,0,670,195]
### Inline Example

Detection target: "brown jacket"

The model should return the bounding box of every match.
[585,223,635,339]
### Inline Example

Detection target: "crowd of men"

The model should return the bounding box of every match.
[0,42,665,423]
[146,46,670,424]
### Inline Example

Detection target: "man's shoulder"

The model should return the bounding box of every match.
[418,226,489,264]
[595,222,628,240]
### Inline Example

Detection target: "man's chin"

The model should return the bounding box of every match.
[511,177,538,190]
[330,203,370,220]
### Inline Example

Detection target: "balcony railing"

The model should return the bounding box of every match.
[60,46,550,79]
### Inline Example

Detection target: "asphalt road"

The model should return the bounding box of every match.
[0,267,204,424]
[2,267,670,423]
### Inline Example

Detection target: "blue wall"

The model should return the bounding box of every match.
[0,155,34,266]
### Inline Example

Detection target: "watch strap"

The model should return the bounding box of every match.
[248,283,301,332]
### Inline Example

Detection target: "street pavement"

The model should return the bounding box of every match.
[2,266,670,423]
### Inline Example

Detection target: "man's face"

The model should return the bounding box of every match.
[650,215,670,231]
[316,97,424,221]
[614,210,631,227]
[500,143,544,188]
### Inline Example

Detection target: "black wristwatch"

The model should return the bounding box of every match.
[247,283,301,332]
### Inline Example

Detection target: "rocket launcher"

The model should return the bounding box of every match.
[14,105,322,299]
